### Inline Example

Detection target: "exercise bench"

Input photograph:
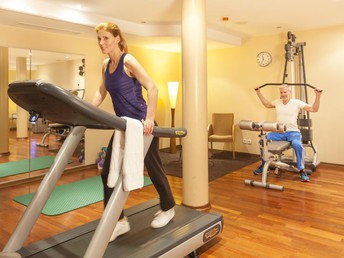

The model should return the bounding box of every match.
[239,120,295,191]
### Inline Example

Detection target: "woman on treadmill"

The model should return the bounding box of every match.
[91,22,175,242]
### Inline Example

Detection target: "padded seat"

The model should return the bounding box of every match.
[49,123,71,130]
[36,122,72,147]
[267,141,291,154]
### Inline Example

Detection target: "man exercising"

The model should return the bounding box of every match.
[254,84,322,182]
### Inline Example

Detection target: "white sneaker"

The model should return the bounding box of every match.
[109,217,130,242]
[150,208,175,228]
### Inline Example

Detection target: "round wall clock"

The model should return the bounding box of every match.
[256,51,272,67]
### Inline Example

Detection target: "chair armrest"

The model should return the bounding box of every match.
[232,124,235,139]
[208,124,213,136]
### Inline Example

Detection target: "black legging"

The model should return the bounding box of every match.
[101,133,175,219]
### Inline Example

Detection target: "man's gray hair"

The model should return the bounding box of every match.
[279,84,291,91]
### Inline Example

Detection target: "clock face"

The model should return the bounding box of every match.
[257,51,272,67]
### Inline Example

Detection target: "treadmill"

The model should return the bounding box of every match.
[1,80,223,258]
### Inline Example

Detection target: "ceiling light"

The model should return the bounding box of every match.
[235,21,248,25]
[3,0,37,15]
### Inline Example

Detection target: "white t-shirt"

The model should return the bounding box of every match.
[272,99,307,131]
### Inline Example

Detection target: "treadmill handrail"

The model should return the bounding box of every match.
[8,80,187,138]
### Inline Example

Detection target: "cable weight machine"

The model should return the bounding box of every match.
[254,31,320,172]
[240,32,321,191]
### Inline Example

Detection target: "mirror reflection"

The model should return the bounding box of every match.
[0,48,85,184]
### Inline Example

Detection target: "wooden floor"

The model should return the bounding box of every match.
[1,134,344,257]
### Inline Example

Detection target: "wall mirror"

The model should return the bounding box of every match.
[0,47,85,185]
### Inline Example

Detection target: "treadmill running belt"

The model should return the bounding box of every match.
[18,199,222,258]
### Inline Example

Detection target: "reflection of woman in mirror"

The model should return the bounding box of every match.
[91,22,175,242]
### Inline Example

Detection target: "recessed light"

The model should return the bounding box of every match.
[235,21,248,25]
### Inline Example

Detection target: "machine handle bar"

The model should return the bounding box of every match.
[256,83,322,92]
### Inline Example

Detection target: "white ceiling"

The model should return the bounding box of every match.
[1,0,344,64]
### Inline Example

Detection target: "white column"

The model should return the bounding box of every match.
[0,47,9,155]
[16,57,29,139]
[181,0,210,209]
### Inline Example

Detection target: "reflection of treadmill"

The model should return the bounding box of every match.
[2,80,223,258]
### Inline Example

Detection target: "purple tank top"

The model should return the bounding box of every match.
[104,53,147,120]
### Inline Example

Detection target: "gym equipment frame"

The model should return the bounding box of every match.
[254,31,321,172]
[240,120,289,191]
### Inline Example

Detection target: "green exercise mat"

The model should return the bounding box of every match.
[0,156,72,178]
[14,176,152,216]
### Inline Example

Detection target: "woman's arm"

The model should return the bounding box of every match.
[91,59,108,107]
[124,54,157,135]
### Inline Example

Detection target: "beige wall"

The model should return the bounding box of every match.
[35,59,83,91]
[2,23,343,166]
